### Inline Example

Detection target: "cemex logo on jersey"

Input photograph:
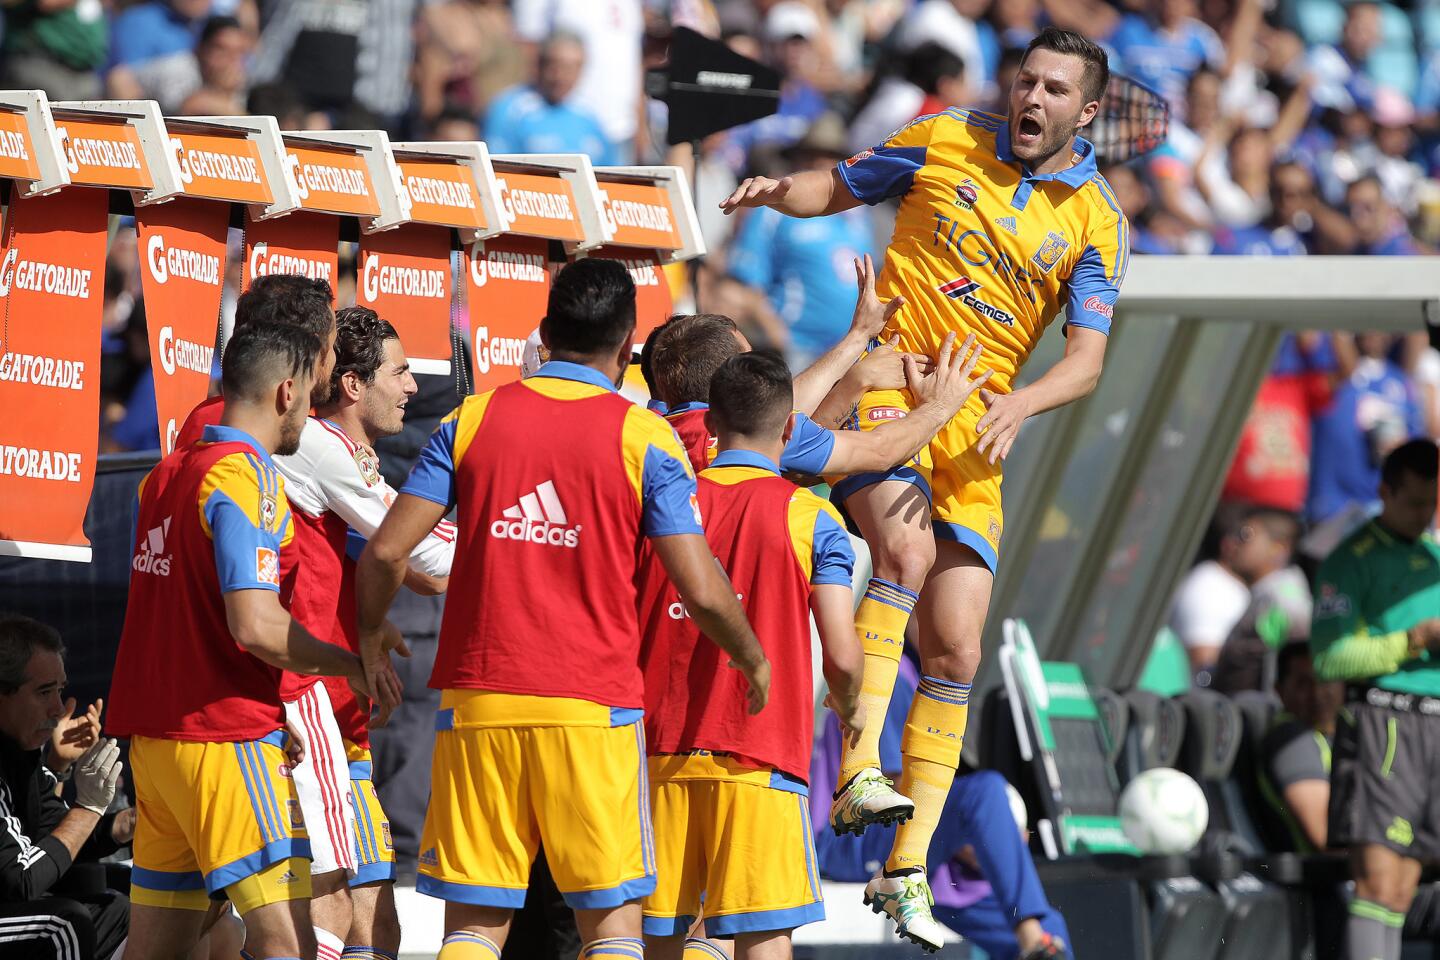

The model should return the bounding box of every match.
[491,480,582,548]
[938,276,1015,327]
[132,517,172,577]
[938,276,981,299]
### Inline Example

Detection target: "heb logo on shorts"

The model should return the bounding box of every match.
[256,547,280,586]
[868,407,907,422]
[132,517,172,577]
[1082,295,1114,320]
[491,480,582,548]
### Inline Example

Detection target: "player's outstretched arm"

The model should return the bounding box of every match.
[823,333,992,475]
[793,255,907,416]
[357,492,448,668]
[224,589,382,693]
[812,583,865,747]
[650,533,771,714]
[975,326,1107,465]
[719,168,860,219]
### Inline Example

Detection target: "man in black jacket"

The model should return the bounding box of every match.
[0,614,126,960]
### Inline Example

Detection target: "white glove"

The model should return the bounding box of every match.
[74,738,121,816]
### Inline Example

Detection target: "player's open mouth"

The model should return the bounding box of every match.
[1017,116,1043,143]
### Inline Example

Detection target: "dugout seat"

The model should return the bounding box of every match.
[1118,689,1187,786]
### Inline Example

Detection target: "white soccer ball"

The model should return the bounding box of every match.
[1004,781,1028,835]
[1118,767,1208,855]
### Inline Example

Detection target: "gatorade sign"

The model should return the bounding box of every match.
[285,142,380,218]
[136,198,228,454]
[0,110,40,182]
[356,224,454,376]
[54,116,151,190]
[0,188,109,561]
[466,235,551,391]
[170,130,272,205]
[583,246,672,341]
[399,157,486,232]
[243,210,339,300]
[496,173,583,242]
[598,182,682,250]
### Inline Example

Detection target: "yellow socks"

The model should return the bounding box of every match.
[837,579,918,787]
[580,938,645,959]
[886,675,971,873]
[438,932,502,960]
[683,938,731,959]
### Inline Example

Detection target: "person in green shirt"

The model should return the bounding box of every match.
[1310,438,1440,960]
[0,0,108,101]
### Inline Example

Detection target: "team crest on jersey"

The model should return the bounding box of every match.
[287,799,304,829]
[844,147,874,167]
[256,547,280,586]
[382,821,394,851]
[987,515,1002,545]
[260,492,278,531]
[354,448,381,487]
[954,179,980,210]
[1031,232,1069,273]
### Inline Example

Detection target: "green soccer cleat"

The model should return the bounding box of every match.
[830,767,915,836]
[864,872,949,954]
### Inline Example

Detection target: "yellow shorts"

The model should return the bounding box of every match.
[345,742,395,887]
[130,731,312,914]
[642,753,824,938]
[417,690,655,909]
[830,382,1002,573]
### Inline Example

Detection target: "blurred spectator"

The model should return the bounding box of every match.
[727,113,875,367]
[513,0,643,159]
[0,0,107,100]
[248,0,419,132]
[177,15,252,116]
[849,42,969,154]
[1103,161,1184,253]
[1347,174,1426,254]
[894,0,987,95]
[428,105,481,143]
[415,0,527,124]
[1212,507,1311,693]
[1167,503,1254,673]
[484,32,617,163]
[105,0,210,112]
[1308,333,1426,524]
[1107,0,1226,118]
[1307,1,1385,112]
[246,82,326,132]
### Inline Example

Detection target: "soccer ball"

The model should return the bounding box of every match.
[1118,768,1208,854]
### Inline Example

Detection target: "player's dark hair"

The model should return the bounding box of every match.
[234,274,335,343]
[1381,439,1439,489]
[1274,641,1312,689]
[639,318,670,398]
[221,321,322,403]
[1022,27,1109,104]
[542,258,636,358]
[333,305,399,390]
[0,615,63,696]
[709,350,793,438]
[199,15,242,46]
[650,313,742,406]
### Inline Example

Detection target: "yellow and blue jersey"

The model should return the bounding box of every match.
[838,108,1129,393]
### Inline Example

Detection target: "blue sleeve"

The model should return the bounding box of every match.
[346,528,367,563]
[107,8,157,68]
[483,95,519,153]
[205,492,284,594]
[1064,241,1125,335]
[810,510,856,586]
[642,444,704,537]
[727,206,779,290]
[779,412,838,475]
[401,418,459,510]
[836,145,929,204]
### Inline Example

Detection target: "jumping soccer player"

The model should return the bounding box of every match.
[107,322,400,960]
[354,258,769,960]
[274,306,458,960]
[175,274,339,449]
[721,27,1128,950]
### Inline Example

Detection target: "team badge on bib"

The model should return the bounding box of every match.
[260,492,278,530]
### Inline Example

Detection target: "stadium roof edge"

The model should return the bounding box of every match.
[1119,256,1440,330]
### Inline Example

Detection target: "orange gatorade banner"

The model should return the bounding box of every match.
[243,210,340,299]
[400,157,485,231]
[357,224,454,375]
[0,188,109,561]
[171,130,272,205]
[496,172,583,241]
[286,142,380,217]
[600,182,682,250]
[0,110,41,182]
[55,116,151,189]
[465,234,550,391]
[585,246,673,340]
[137,198,228,454]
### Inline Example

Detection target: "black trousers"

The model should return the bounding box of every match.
[0,890,128,960]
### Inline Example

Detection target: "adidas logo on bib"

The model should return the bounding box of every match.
[490,480,582,548]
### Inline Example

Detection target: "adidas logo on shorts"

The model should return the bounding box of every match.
[490,480,581,548]
[419,847,439,867]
